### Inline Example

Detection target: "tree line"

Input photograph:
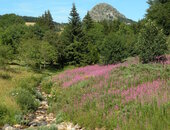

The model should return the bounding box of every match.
[0,0,169,70]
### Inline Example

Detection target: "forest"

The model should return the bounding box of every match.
[0,0,170,130]
[0,1,170,69]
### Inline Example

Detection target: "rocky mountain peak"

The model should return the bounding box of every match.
[89,3,126,22]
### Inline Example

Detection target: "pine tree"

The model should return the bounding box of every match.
[46,10,55,30]
[83,11,94,31]
[69,3,83,42]
[61,3,91,66]
[37,10,55,30]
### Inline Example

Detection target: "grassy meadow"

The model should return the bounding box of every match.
[44,57,170,130]
[0,64,75,127]
[0,65,43,126]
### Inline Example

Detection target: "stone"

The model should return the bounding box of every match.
[29,121,41,127]
[36,115,45,121]
[3,126,16,130]
[13,124,21,129]
[36,110,46,114]
[48,113,54,117]
[2,124,10,129]
[40,101,48,106]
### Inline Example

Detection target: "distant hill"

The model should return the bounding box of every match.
[89,3,135,24]
[22,16,37,22]
[20,16,66,27]
[0,14,66,31]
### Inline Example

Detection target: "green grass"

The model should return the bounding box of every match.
[0,65,43,126]
[27,124,58,130]
[0,65,75,127]
[48,63,170,130]
[0,62,169,129]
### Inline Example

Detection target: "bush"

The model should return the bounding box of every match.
[14,89,39,112]
[0,44,13,68]
[41,80,53,94]
[0,105,8,125]
[100,33,126,64]
[137,20,168,63]
[17,76,42,98]
[0,72,11,80]
[55,112,65,124]
[0,104,19,126]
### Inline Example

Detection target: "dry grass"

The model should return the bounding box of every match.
[0,65,40,112]
[25,22,36,26]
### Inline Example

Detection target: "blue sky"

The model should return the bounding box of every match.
[0,0,149,23]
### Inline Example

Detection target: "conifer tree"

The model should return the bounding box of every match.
[61,3,93,66]
[46,10,55,30]
[83,11,94,31]
[68,3,83,42]
[37,10,55,30]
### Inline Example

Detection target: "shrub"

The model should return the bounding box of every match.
[41,79,53,94]
[137,20,168,63]
[0,104,19,126]
[0,72,11,80]
[17,76,42,99]
[55,112,65,124]
[0,105,8,125]
[15,89,39,112]
[0,44,13,68]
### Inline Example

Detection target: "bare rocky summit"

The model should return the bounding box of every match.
[89,3,134,23]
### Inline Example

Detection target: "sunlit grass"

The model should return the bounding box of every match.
[48,61,170,129]
[0,65,42,126]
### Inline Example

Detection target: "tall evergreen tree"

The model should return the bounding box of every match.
[37,10,55,30]
[83,11,94,31]
[46,10,55,30]
[60,3,86,65]
[68,3,83,42]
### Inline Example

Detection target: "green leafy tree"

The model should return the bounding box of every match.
[0,14,24,29]
[24,25,44,40]
[117,23,137,56]
[39,41,57,69]
[18,39,41,69]
[146,0,170,35]
[0,44,13,68]
[137,20,168,63]
[1,24,27,54]
[100,33,126,64]
[43,30,58,46]
[19,39,57,69]
[101,20,121,35]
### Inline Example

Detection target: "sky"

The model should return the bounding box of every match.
[0,0,149,23]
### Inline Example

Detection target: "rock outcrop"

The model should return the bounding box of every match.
[89,3,134,24]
